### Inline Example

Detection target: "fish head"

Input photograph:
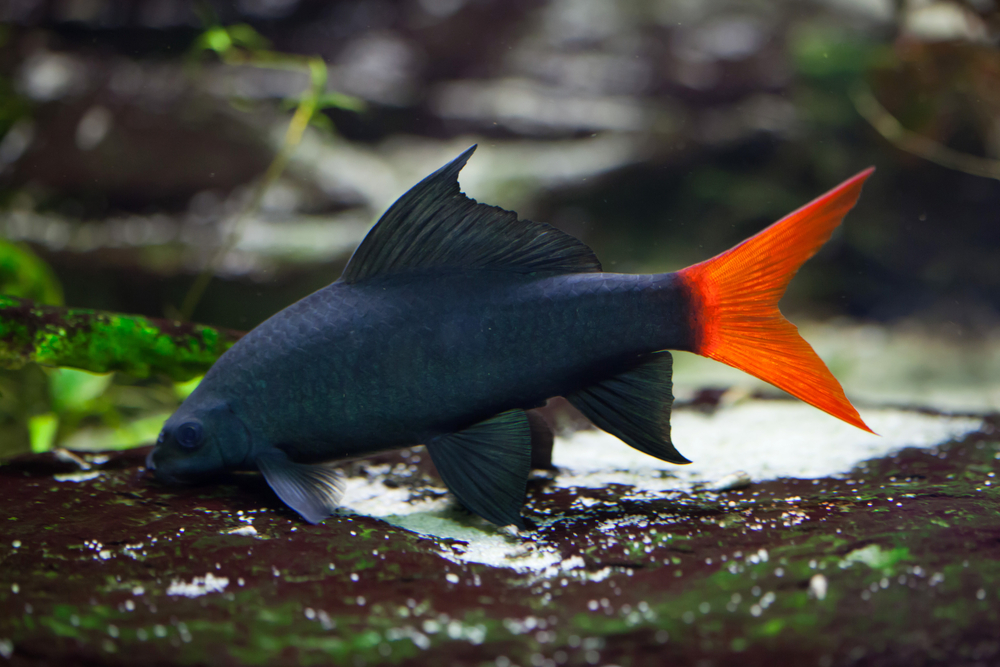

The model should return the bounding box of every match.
[147,400,252,484]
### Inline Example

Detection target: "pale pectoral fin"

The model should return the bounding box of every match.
[568,351,690,464]
[256,450,346,524]
[426,409,532,529]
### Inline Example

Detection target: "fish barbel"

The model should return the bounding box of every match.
[147,147,874,527]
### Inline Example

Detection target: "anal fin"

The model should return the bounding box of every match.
[257,450,346,524]
[567,351,690,464]
[426,409,531,529]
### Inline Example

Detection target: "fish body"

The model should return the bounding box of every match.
[149,146,874,527]
[200,271,688,462]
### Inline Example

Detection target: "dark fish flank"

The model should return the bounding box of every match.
[149,145,874,528]
[195,270,689,460]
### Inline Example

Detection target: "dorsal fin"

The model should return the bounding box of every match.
[341,146,601,283]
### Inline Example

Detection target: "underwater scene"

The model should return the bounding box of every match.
[2,1,1000,665]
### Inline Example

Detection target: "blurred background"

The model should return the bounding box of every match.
[1,0,999,457]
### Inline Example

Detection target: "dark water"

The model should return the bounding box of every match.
[2,0,998,330]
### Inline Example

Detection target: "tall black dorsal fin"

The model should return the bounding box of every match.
[567,352,690,465]
[425,409,532,529]
[341,146,601,283]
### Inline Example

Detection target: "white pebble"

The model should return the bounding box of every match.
[809,574,828,601]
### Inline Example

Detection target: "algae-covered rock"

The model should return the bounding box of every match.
[1,399,996,667]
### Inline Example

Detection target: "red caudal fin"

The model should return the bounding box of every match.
[678,168,876,433]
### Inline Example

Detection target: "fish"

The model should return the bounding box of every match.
[147,146,874,528]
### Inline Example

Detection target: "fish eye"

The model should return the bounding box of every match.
[175,422,204,449]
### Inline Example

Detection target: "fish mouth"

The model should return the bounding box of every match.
[144,448,223,486]
[143,448,187,485]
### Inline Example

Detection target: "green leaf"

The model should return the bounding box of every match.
[227,23,271,50]
[48,368,113,413]
[174,375,203,401]
[0,239,64,306]
[61,412,171,452]
[194,23,271,57]
[316,92,366,113]
[200,26,233,54]
[28,412,58,453]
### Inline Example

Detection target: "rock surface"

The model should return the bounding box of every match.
[1,398,997,667]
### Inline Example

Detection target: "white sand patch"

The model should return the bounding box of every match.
[393,515,565,573]
[340,465,452,517]
[340,469,565,571]
[341,403,982,574]
[165,573,229,598]
[552,403,983,488]
[53,471,102,483]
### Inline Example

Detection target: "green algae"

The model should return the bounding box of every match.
[0,295,242,381]
[839,544,910,573]
[23,595,499,667]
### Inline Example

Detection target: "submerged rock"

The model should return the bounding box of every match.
[0,399,996,666]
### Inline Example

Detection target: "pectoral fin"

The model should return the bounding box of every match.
[426,409,532,529]
[257,450,346,524]
[568,351,690,464]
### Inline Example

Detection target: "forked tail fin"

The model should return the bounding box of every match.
[678,168,875,433]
